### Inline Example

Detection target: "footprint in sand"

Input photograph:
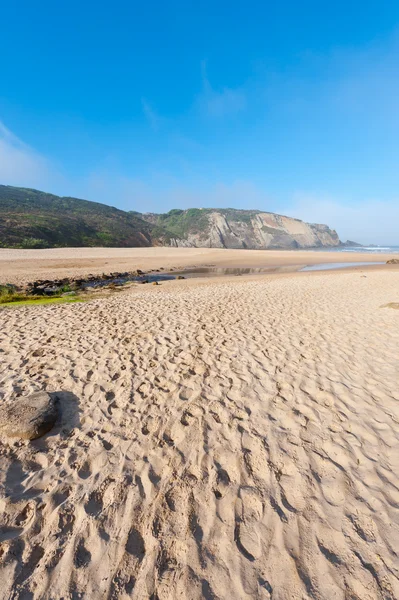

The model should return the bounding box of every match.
[235,487,264,561]
[74,539,92,568]
[77,461,92,480]
[178,387,197,402]
[141,415,160,436]
[278,461,307,512]
[125,527,146,561]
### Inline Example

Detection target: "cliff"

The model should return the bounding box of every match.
[142,208,340,249]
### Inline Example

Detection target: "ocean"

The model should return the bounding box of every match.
[313,246,399,254]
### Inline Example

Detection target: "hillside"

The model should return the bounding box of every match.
[0,186,154,248]
[0,185,341,249]
[140,208,341,249]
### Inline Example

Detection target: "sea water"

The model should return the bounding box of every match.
[316,246,399,254]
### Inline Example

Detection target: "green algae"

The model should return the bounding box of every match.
[0,296,83,309]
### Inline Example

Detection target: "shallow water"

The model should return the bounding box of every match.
[81,262,386,287]
[300,262,384,272]
[80,267,277,287]
[173,267,277,278]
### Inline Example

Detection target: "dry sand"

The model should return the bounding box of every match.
[0,269,398,599]
[0,247,396,285]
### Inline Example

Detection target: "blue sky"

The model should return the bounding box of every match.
[1,1,399,244]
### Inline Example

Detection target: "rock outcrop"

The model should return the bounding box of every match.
[147,208,341,249]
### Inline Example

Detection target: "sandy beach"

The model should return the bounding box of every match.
[0,261,398,599]
[0,247,396,286]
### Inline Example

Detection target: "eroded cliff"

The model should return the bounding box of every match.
[145,208,340,249]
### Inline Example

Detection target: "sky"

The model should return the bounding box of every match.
[1,1,399,244]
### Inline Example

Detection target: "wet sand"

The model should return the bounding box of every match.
[0,268,398,599]
[0,247,396,285]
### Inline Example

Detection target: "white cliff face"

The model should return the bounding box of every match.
[169,210,340,249]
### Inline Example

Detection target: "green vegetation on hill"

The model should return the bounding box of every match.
[0,185,341,249]
[0,185,155,248]
[218,208,260,223]
[157,208,210,239]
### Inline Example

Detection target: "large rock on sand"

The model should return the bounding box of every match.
[0,391,58,440]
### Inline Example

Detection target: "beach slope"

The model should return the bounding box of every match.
[0,270,398,599]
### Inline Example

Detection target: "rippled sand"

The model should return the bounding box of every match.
[0,270,398,599]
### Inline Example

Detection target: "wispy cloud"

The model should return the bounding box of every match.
[0,121,52,187]
[198,60,246,118]
[141,98,161,131]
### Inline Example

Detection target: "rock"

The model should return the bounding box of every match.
[152,281,159,285]
[0,392,58,440]
[177,275,185,280]
[62,291,77,296]
[387,259,399,264]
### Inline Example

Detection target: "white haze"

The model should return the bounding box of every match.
[286,195,399,246]
[1,120,398,246]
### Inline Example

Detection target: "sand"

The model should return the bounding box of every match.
[0,268,398,599]
[0,247,396,286]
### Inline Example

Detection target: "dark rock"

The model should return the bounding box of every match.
[177,275,185,280]
[0,391,58,440]
[43,287,61,295]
